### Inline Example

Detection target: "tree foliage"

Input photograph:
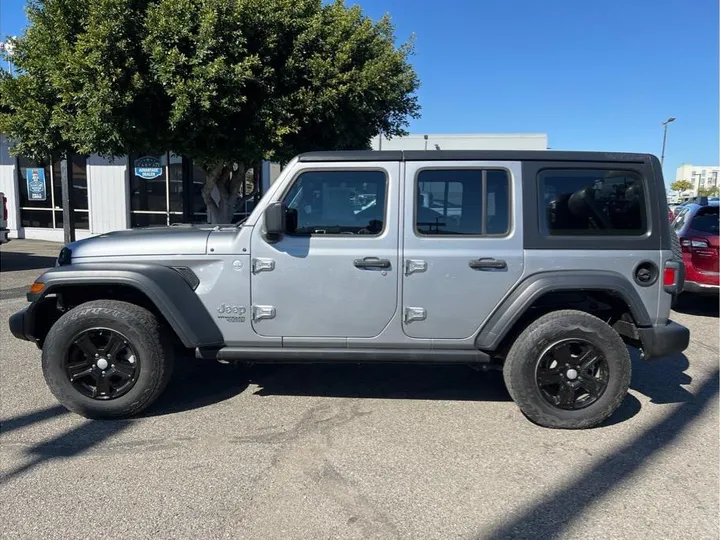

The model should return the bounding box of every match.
[670,180,693,194]
[698,185,719,197]
[0,0,420,222]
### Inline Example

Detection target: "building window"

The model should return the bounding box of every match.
[17,155,89,229]
[539,169,646,236]
[130,153,182,227]
[130,155,257,226]
[415,169,510,236]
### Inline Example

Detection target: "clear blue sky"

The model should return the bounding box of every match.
[2,0,718,186]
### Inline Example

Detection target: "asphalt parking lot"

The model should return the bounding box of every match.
[1,239,718,540]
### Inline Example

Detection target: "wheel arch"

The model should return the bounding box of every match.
[475,270,652,353]
[28,264,224,349]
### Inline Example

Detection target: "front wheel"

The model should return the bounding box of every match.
[42,300,174,419]
[503,310,631,429]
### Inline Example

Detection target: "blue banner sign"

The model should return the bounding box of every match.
[134,156,163,180]
[26,168,47,201]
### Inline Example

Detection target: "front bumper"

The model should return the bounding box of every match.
[638,320,690,360]
[682,280,719,295]
[9,297,58,347]
[9,307,33,342]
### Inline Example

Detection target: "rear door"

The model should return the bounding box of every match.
[401,161,524,339]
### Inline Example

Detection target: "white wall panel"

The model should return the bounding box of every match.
[0,136,20,236]
[88,155,129,234]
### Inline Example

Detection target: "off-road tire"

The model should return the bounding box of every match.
[503,310,631,429]
[42,300,174,419]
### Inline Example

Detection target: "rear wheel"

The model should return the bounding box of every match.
[503,310,631,429]
[42,300,174,418]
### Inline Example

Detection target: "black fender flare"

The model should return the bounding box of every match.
[30,263,224,348]
[474,270,652,351]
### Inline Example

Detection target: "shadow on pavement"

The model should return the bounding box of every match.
[599,392,642,427]
[250,363,512,402]
[630,351,694,404]
[143,357,250,416]
[147,352,684,420]
[480,368,720,540]
[673,294,719,317]
[0,251,57,272]
[0,419,132,483]
[0,405,68,435]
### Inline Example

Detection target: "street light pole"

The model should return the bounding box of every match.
[660,116,676,166]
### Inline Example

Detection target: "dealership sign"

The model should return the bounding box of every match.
[26,168,47,201]
[134,156,163,180]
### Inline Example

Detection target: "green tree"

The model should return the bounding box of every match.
[670,179,693,195]
[0,0,420,223]
[698,186,719,197]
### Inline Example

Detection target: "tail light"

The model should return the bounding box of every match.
[690,238,710,249]
[680,236,712,252]
[663,267,676,287]
[663,260,683,294]
[679,236,690,252]
[2,196,6,221]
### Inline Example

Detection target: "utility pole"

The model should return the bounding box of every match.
[660,117,676,166]
[60,152,75,244]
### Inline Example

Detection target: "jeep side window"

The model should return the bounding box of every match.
[538,169,647,236]
[415,169,510,236]
[282,170,387,236]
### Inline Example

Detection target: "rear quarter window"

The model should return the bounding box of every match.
[690,207,719,234]
[538,169,647,236]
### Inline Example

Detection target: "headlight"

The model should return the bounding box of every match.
[57,247,72,266]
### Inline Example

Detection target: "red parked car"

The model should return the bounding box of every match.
[671,198,719,295]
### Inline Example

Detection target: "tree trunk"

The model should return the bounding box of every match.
[201,162,246,224]
[206,196,235,224]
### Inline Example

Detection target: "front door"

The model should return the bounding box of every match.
[250,161,400,338]
[401,161,524,340]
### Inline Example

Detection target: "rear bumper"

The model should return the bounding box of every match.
[0,228,9,244]
[682,280,719,295]
[638,320,690,360]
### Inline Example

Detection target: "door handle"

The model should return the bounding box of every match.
[354,257,391,269]
[469,258,507,270]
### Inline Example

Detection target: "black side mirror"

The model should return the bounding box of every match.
[264,202,286,242]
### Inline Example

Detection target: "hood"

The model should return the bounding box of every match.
[67,225,215,259]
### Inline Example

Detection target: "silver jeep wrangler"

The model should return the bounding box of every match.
[9,150,690,428]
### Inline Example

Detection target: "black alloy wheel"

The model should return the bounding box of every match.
[65,328,140,400]
[535,338,609,410]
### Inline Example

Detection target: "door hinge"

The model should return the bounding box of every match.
[252,305,276,321]
[404,306,427,323]
[252,258,275,274]
[405,259,427,276]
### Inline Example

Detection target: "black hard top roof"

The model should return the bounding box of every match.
[297,150,656,164]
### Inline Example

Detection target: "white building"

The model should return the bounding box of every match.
[1,132,547,242]
[675,164,720,197]
[372,133,548,151]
